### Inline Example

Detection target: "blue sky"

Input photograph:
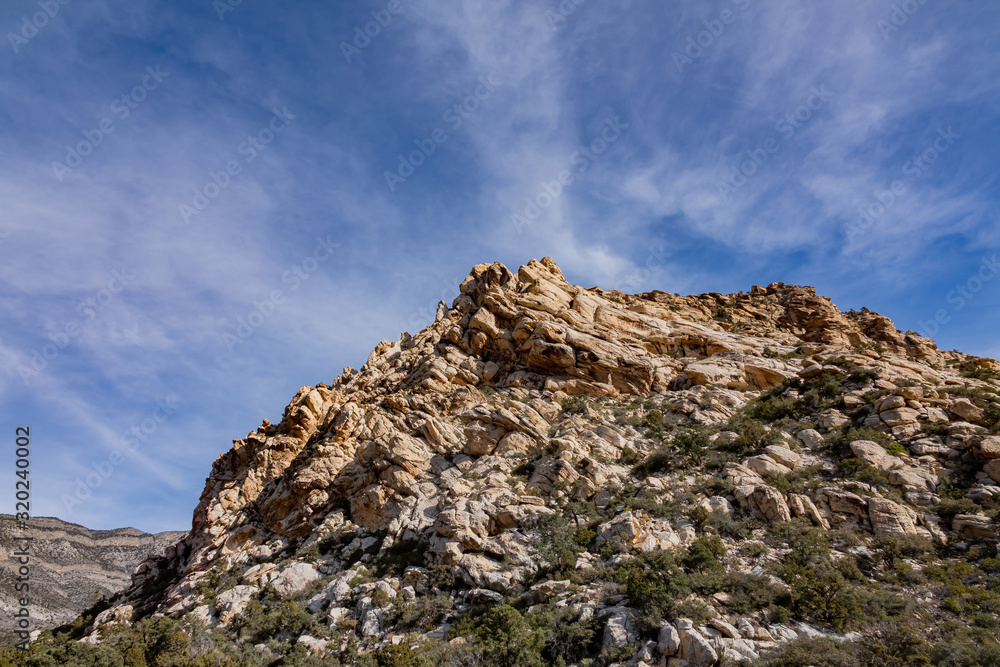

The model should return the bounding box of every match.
[1,0,998,532]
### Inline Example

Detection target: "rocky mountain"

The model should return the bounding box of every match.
[0,515,184,628]
[13,258,1000,666]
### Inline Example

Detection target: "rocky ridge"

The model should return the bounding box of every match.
[36,258,1000,666]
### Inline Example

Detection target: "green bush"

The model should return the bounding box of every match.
[682,535,726,573]
[617,551,690,630]
[935,498,981,524]
[373,644,428,667]
[456,605,544,667]
[762,636,859,667]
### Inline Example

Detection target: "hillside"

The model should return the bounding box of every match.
[9,258,1000,667]
[0,516,184,629]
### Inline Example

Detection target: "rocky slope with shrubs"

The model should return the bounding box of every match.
[8,257,1000,666]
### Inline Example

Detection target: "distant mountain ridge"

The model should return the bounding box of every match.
[0,515,184,629]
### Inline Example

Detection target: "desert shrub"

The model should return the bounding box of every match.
[707,509,752,539]
[722,416,781,456]
[762,636,859,666]
[958,358,999,382]
[532,607,602,665]
[676,428,713,454]
[194,562,240,604]
[692,477,735,497]
[826,424,899,460]
[373,539,426,577]
[723,572,790,614]
[855,467,890,486]
[632,449,672,479]
[617,551,690,630]
[929,625,1000,666]
[20,642,126,667]
[373,644,428,667]
[618,446,639,465]
[561,397,587,415]
[455,605,544,667]
[682,535,726,573]
[233,600,315,645]
[935,498,981,524]
[528,512,586,571]
[876,534,935,564]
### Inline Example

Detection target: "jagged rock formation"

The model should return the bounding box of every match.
[35,258,1000,666]
[0,516,184,628]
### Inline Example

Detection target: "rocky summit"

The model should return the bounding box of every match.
[15,258,1000,666]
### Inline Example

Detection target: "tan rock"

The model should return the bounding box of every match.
[744,455,791,477]
[950,399,984,423]
[880,407,919,427]
[984,459,1000,484]
[979,436,1000,459]
[735,485,791,523]
[819,488,868,516]
[850,440,891,469]
[765,445,801,470]
[952,514,998,540]
[789,493,830,529]
[877,395,907,412]
[868,498,917,537]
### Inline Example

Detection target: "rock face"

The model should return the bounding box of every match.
[0,516,184,627]
[65,258,1000,664]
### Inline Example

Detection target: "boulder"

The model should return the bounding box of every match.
[765,445,802,470]
[744,455,791,477]
[979,436,1000,459]
[271,562,322,599]
[213,585,258,626]
[850,440,894,470]
[818,488,868,516]
[877,395,907,412]
[880,408,919,427]
[602,607,638,653]
[789,493,830,530]
[952,514,998,540]
[735,485,791,523]
[950,399,984,423]
[867,498,917,537]
[595,511,643,549]
[657,622,681,656]
[797,429,824,448]
[675,620,719,666]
